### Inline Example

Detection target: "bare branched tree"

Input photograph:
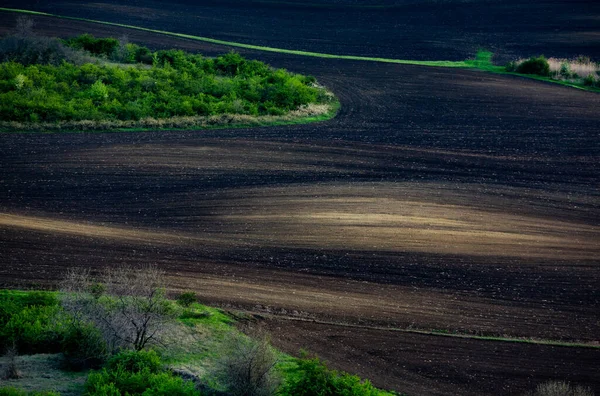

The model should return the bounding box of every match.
[60,265,177,353]
[14,16,35,37]
[213,327,281,396]
[1,343,21,380]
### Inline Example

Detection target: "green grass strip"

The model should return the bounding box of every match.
[2,7,598,93]
[0,7,469,68]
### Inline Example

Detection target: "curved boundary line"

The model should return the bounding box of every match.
[239,312,600,349]
[0,7,470,68]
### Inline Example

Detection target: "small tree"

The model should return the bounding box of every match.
[61,265,177,353]
[1,343,21,380]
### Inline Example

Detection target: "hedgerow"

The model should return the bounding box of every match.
[0,34,331,126]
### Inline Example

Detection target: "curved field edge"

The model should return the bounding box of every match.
[1,7,598,94]
[0,101,340,133]
[257,315,600,350]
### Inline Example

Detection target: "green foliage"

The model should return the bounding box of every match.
[583,74,598,87]
[1,305,66,354]
[0,290,65,354]
[176,292,197,308]
[515,56,550,76]
[0,36,329,125]
[559,62,572,78]
[280,353,382,396]
[84,350,199,396]
[65,34,119,58]
[105,350,162,374]
[89,283,106,300]
[61,322,107,371]
[0,388,60,396]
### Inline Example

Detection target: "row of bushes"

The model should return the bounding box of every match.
[0,33,331,123]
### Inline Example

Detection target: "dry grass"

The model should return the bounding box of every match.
[0,354,87,395]
[511,55,599,83]
[527,381,594,396]
[547,57,600,80]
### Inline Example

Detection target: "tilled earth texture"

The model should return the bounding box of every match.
[0,1,599,395]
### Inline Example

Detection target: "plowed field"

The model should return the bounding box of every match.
[0,2,598,395]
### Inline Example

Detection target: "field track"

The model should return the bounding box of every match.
[0,1,599,395]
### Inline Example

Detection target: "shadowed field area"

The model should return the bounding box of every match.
[0,3,599,395]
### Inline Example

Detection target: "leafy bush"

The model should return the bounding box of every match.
[64,34,119,58]
[515,56,550,76]
[583,74,598,87]
[84,350,199,396]
[176,292,197,308]
[105,350,162,374]
[1,305,66,354]
[280,353,381,396]
[61,322,107,371]
[0,290,61,352]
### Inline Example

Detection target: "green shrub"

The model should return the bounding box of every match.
[143,373,198,396]
[280,353,381,396]
[61,322,107,371]
[559,62,572,78]
[583,74,597,87]
[65,34,119,58]
[0,290,62,352]
[84,350,199,396]
[1,305,66,354]
[176,292,197,308]
[516,56,550,76]
[105,350,162,374]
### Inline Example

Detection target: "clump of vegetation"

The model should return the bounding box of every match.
[513,55,551,76]
[0,20,336,131]
[177,292,197,308]
[85,349,198,396]
[0,290,64,355]
[212,329,281,396]
[280,352,385,396]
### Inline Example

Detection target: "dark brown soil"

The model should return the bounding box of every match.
[0,4,599,395]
